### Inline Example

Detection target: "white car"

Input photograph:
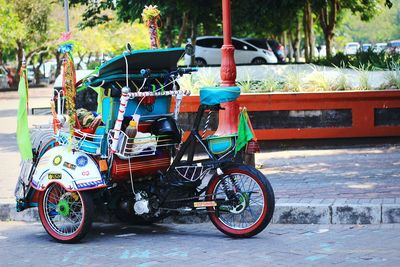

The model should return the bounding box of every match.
[185,36,277,66]
[54,69,95,90]
[0,66,10,89]
[373,43,387,53]
[344,42,360,55]
[361,43,372,52]
[387,40,400,54]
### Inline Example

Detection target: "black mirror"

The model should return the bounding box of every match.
[126,43,132,52]
[185,43,194,56]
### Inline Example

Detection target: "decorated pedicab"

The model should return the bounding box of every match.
[14,5,274,243]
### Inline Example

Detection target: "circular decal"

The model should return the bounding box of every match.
[76,155,88,167]
[53,155,62,166]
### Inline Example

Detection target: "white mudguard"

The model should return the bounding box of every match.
[31,146,106,191]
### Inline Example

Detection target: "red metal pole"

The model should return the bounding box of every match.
[215,0,239,136]
[220,0,236,86]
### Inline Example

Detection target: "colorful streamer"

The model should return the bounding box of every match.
[142,5,161,49]
[59,32,76,150]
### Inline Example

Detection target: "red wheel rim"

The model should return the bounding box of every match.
[39,183,86,241]
[207,168,268,235]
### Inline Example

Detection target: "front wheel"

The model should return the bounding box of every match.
[38,183,94,243]
[206,164,275,238]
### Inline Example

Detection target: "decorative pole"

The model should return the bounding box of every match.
[64,0,70,32]
[215,0,240,136]
[59,0,76,149]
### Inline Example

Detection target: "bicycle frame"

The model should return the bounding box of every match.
[170,103,236,172]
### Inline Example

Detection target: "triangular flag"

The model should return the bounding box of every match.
[16,67,33,160]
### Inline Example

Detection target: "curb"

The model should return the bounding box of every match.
[2,202,400,224]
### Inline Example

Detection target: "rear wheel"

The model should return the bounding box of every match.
[251,58,267,65]
[38,183,93,243]
[206,164,275,238]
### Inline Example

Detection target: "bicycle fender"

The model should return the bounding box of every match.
[31,145,106,191]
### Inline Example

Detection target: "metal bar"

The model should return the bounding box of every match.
[64,0,70,32]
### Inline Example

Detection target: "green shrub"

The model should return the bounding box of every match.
[313,51,400,71]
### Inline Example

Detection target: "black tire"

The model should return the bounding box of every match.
[195,58,207,67]
[38,183,94,243]
[251,58,267,65]
[206,164,275,238]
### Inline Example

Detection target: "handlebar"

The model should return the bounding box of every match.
[127,90,191,98]
[139,67,198,79]
[175,67,199,75]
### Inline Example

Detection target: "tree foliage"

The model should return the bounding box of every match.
[0,0,25,50]
[0,0,25,65]
[337,0,400,44]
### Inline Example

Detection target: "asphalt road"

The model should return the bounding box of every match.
[0,221,399,266]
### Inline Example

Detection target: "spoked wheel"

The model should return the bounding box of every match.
[38,183,94,243]
[206,164,275,238]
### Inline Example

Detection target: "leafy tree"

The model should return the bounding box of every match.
[312,0,393,58]
[11,0,52,83]
[70,0,222,47]
[337,0,400,44]
[0,0,25,65]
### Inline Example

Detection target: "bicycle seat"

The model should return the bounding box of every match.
[200,86,240,105]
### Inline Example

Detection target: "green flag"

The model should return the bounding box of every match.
[16,68,33,160]
[235,110,254,155]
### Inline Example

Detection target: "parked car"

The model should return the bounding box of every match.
[387,40,400,54]
[316,45,336,57]
[54,69,95,91]
[27,65,36,84]
[361,43,372,52]
[185,36,277,66]
[0,66,9,89]
[373,43,387,53]
[344,42,360,55]
[243,38,286,63]
[0,65,14,89]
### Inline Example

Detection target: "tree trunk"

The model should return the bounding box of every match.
[319,0,339,58]
[176,12,189,47]
[303,11,310,63]
[0,49,3,66]
[293,17,301,63]
[86,52,93,66]
[164,15,173,47]
[76,52,86,70]
[305,0,315,60]
[33,60,42,86]
[287,33,293,63]
[325,31,334,58]
[54,50,62,80]
[190,16,197,66]
[15,40,24,85]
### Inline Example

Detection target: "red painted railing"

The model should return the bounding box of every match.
[171,90,400,140]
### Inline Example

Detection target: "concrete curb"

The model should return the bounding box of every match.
[1,202,400,224]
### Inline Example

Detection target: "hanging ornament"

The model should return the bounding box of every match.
[142,5,161,49]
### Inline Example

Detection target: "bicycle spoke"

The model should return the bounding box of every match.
[213,172,265,230]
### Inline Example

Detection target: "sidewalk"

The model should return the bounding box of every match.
[257,146,400,224]
[0,87,399,224]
